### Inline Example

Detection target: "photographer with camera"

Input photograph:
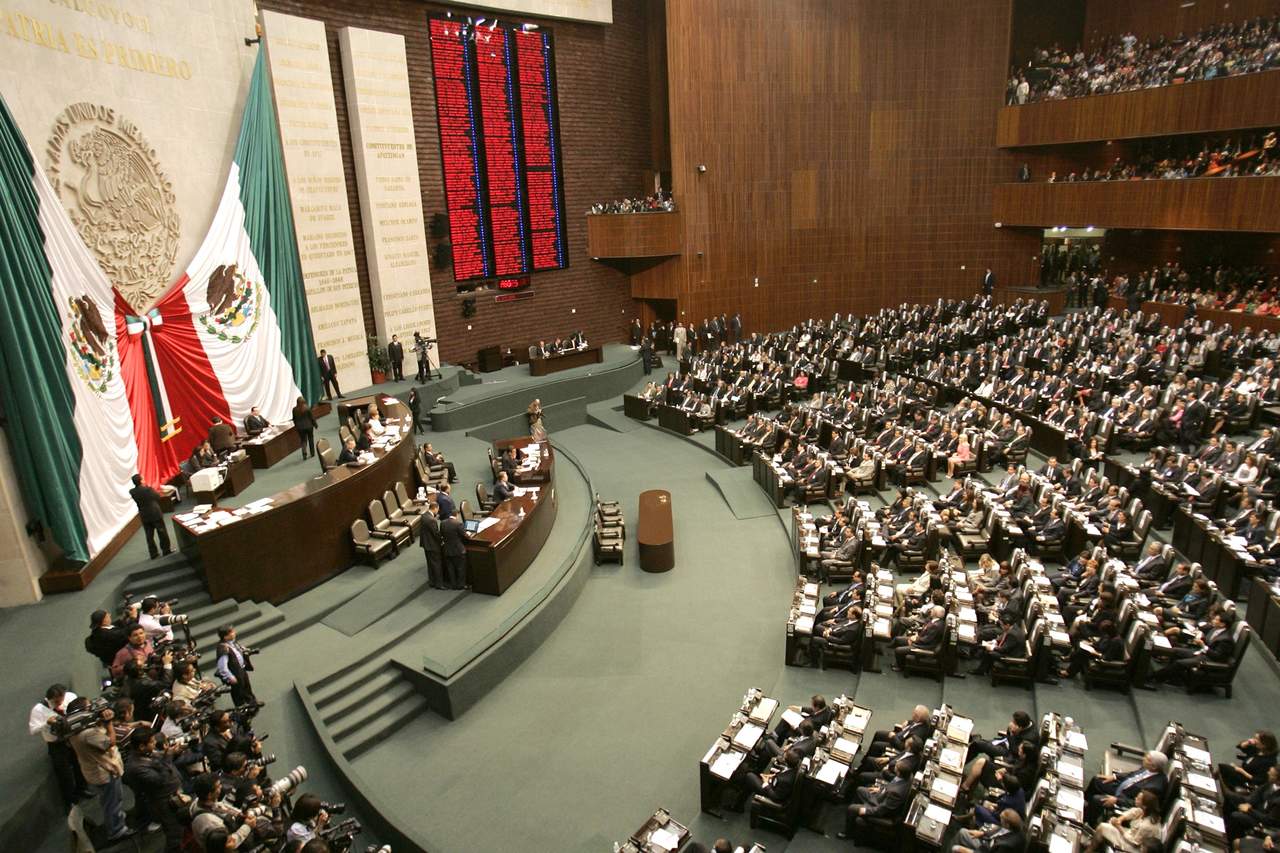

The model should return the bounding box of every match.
[120,657,172,714]
[85,609,130,669]
[65,697,129,842]
[138,596,177,643]
[124,726,189,852]
[221,751,267,807]
[112,625,170,680]
[287,793,330,846]
[190,773,259,851]
[173,660,220,704]
[216,625,257,706]
[28,684,89,811]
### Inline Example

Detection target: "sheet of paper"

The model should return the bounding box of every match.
[1057,787,1085,814]
[816,758,847,785]
[1181,745,1211,764]
[924,803,952,825]
[750,698,778,723]
[710,750,743,780]
[649,827,681,851]
[1049,831,1074,853]
[1064,730,1088,752]
[833,736,860,756]
[733,722,764,749]
[781,709,804,728]
[932,777,959,800]
[475,517,500,533]
[1186,772,1216,793]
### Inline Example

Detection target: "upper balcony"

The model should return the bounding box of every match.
[992,176,1280,232]
[997,71,1280,148]
[585,211,683,259]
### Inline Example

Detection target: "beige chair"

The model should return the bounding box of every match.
[369,499,412,547]
[383,490,423,538]
[459,499,472,522]
[319,447,337,473]
[396,481,429,512]
[351,520,395,565]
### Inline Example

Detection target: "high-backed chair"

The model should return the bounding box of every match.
[319,448,337,473]
[369,499,412,548]
[351,519,396,565]
[476,482,498,513]
[1183,621,1251,698]
[383,490,423,539]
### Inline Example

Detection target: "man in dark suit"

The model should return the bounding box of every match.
[810,605,861,668]
[336,437,358,465]
[207,417,235,455]
[129,475,171,559]
[492,471,515,503]
[864,705,934,759]
[982,268,995,296]
[387,335,405,381]
[1151,611,1236,684]
[500,446,519,481]
[318,349,341,400]
[838,761,912,839]
[243,407,268,437]
[640,336,653,375]
[420,503,445,589]
[953,808,1025,853]
[1133,542,1168,585]
[891,606,945,671]
[1084,751,1169,823]
[972,612,1026,675]
[440,514,468,590]
[1181,391,1207,452]
[736,749,801,810]
[436,482,456,520]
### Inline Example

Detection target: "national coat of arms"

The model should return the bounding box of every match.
[66,294,116,395]
[46,103,180,308]
[198,263,262,344]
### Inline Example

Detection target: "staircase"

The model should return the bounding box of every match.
[309,660,431,760]
[118,558,289,653]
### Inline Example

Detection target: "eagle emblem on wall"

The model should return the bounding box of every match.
[46,103,180,309]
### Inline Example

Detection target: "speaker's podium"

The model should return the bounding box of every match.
[477,345,503,373]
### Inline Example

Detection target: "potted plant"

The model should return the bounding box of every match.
[367,335,390,384]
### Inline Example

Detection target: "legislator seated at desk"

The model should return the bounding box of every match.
[243,407,269,437]
[465,440,557,595]
[528,340,604,376]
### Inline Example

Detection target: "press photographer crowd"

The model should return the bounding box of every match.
[28,594,390,853]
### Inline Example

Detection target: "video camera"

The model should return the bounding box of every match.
[47,697,111,739]
[320,817,364,851]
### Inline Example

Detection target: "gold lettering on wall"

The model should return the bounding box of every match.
[0,7,191,78]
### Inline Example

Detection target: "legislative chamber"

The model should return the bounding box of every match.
[2,1,1279,853]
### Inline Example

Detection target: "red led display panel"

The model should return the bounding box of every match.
[513,28,568,272]
[428,18,490,279]
[473,26,529,276]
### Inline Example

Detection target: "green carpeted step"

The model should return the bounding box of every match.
[186,597,238,632]
[342,693,432,761]
[329,677,420,743]
[320,667,405,724]
[123,565,204,603]
[312,657,397,708]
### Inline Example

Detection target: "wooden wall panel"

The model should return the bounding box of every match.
[1084,0,1280,45]
[662,0,1039,335]
[993,177,1280,232]
[997,71,1280,147]
[585,213,683,258]
[257,0,659,364]
[1100,230,1280,275]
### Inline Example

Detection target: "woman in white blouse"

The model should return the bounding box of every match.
[1232,452,1260,487]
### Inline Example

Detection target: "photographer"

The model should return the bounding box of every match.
[65,697,129,842]
[287,793,330,846]
[221,752,265,807]
[138,596,176,643]
[120,658,171,713]
[124,726,189,853]
[27,684,88,810]
[190,773,257,851]
[112,625,168,680]
[173,661,218,704]
[202,709,239,773]
[85,609,129,669]
[215,625,256,706]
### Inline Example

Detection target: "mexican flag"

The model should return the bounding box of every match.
[0,95,139,563]
[116,52,322,486]
[0,52,321,562]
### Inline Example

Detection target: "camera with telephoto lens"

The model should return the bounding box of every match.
[268,766,307,799]
[228,700,265,724]
[247,754,277,768]
[164,733,194,750]
[156,613,188,626]
[366,846,392,853]
[320,801,346,815]
[192,684,232,707]
[320,817,363,851]
[48,698,111,739]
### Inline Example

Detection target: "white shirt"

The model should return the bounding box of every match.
[139,612,174,643]
[29,693,78,743]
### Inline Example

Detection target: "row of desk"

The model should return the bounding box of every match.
[465,438,557,596]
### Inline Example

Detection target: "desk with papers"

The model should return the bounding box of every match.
[240,424,300,469]
[699,688,779,815]
[465,439,557,595]
[172,397,417,604]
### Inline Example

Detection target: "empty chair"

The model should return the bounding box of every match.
[383,490,423,539]
[476,482,498,513]
[351,519,396,565]
[368,499,412,548]
[319,447,337,473]
[593,520,624,566]
[459,499,472,522]
[396,481,430,513]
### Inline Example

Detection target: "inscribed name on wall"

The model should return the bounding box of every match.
[0,0,258,306]
[338,26,438,367]
[260,10,370,391]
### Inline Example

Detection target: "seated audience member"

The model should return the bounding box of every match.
[1084,751,1169,824]
[838,761,913,839]
[492,471,515,503]
[1086,790,1162,853]
[190,440,217,470]
[952,809,1025,853]
[336,437,358,465]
